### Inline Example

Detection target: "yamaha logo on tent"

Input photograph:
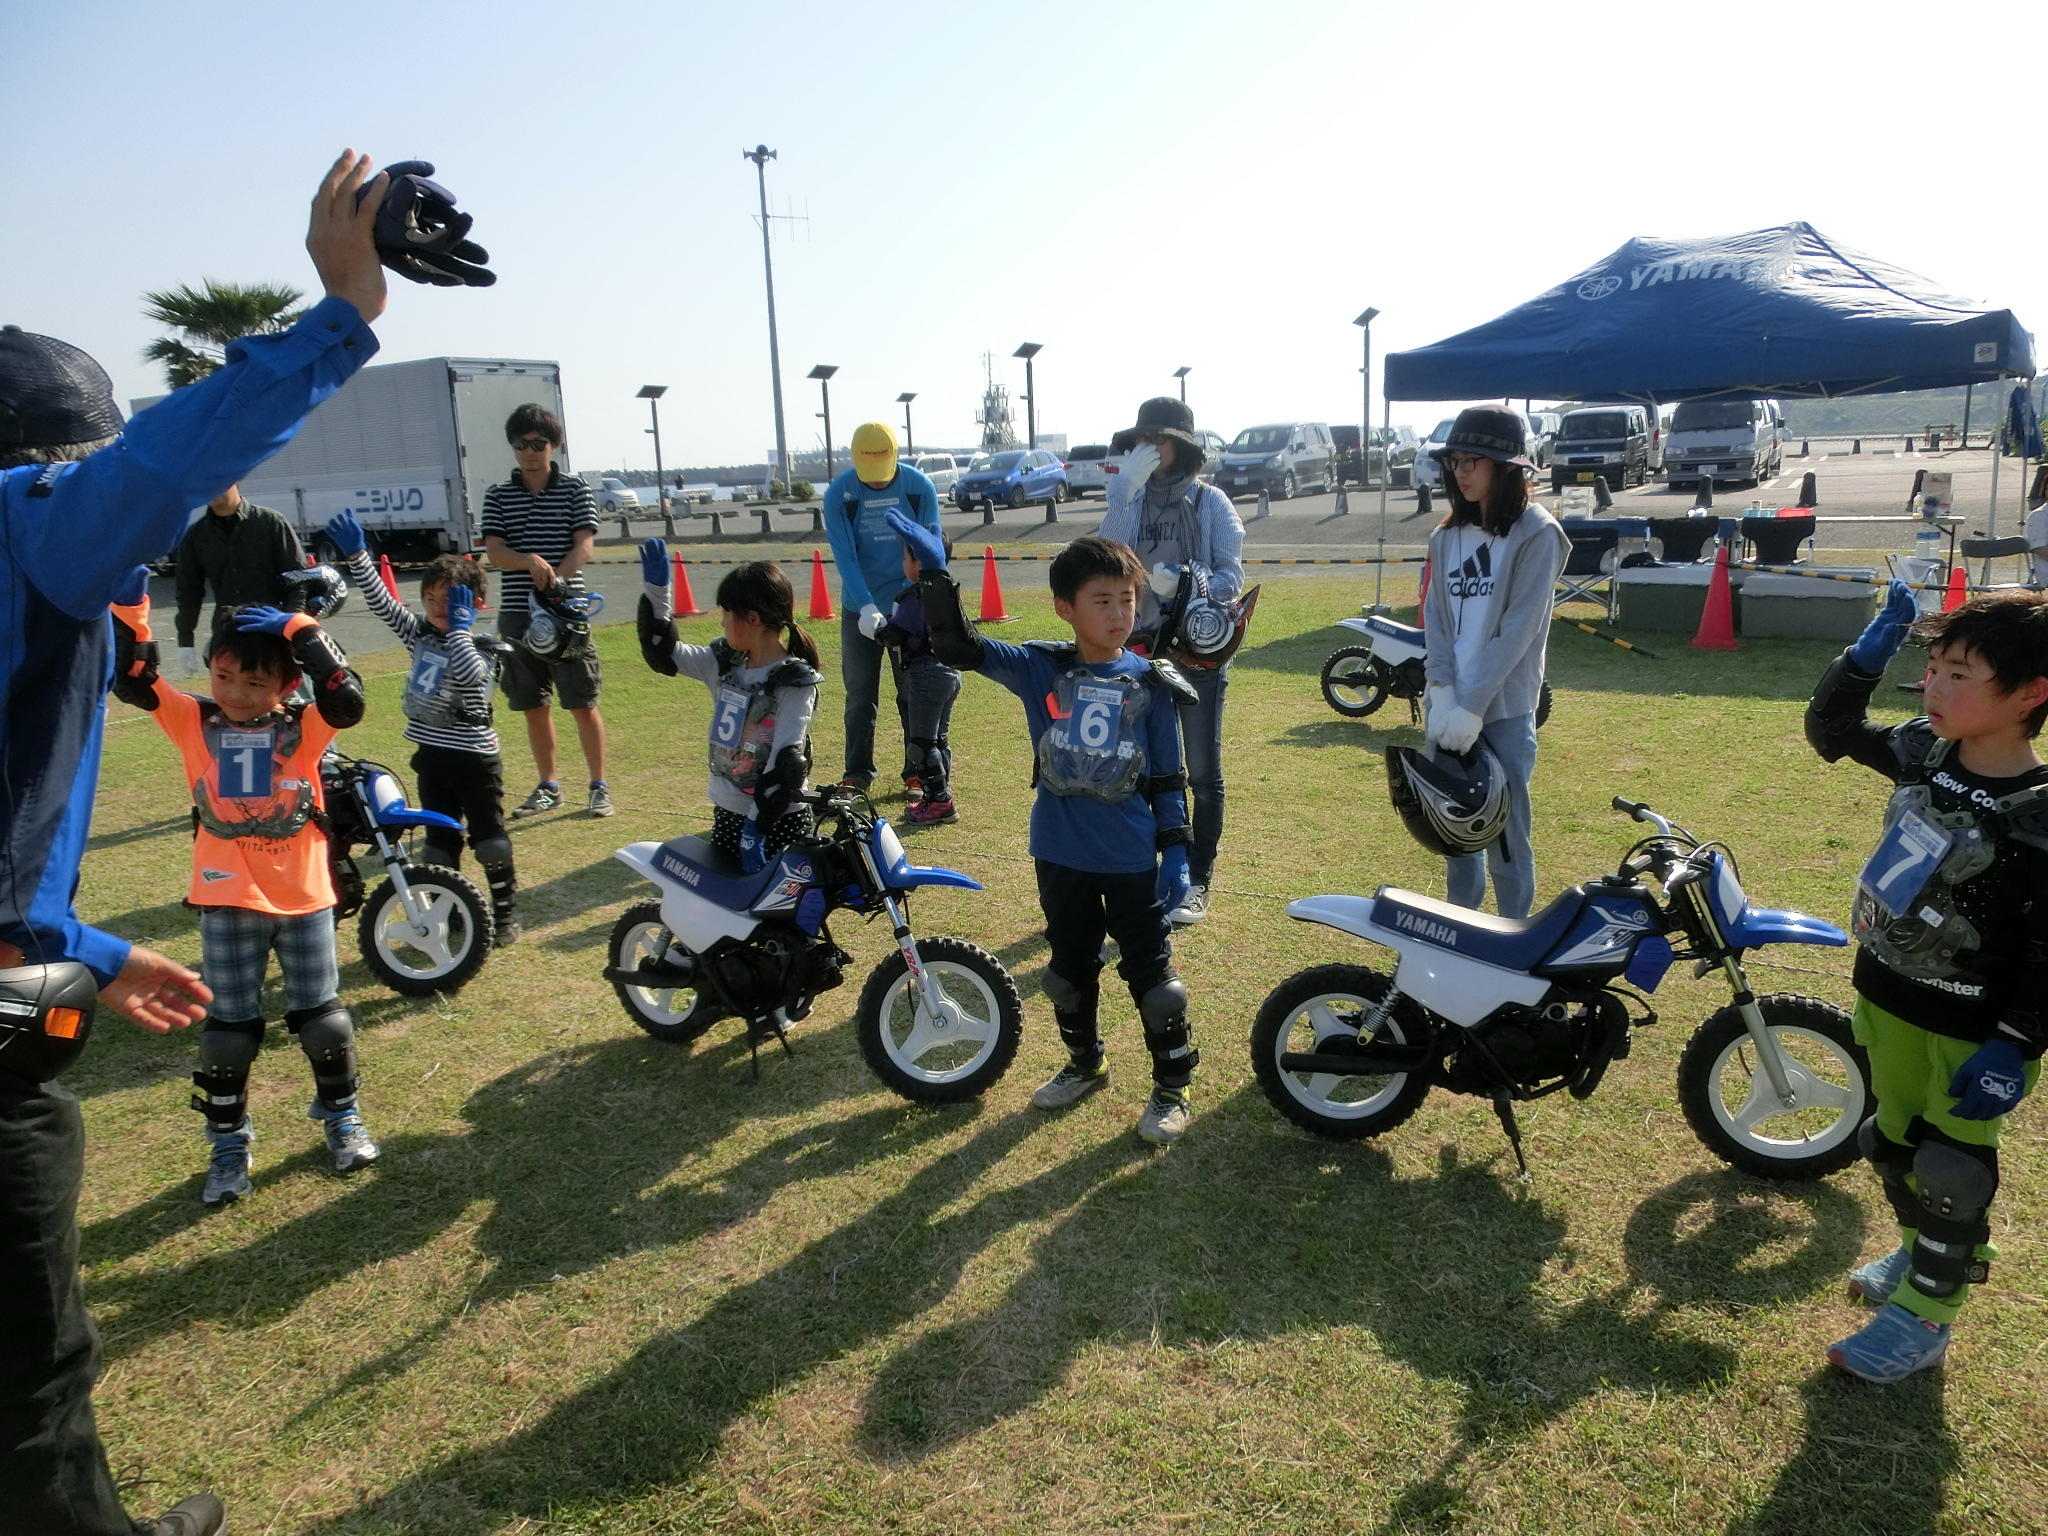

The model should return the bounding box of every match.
[1578,276,1622,301]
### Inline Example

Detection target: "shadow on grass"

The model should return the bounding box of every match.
[85,813,192,853]
[1726,1367,1954,1536]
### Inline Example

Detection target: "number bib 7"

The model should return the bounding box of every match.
[1850,784,1995,979]
[1036,667,1151,803]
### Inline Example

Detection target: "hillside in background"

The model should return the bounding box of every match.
[1781,381,2045,439]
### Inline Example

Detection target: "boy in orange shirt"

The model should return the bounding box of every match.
[111,593,372,1205]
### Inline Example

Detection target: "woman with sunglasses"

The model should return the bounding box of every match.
[1421,407,1570,916]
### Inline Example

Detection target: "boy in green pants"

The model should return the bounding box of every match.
[1806,583,2048,1381]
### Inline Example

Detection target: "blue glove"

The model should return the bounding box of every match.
[1157,844,1191,914]
[737,818,766,874]
[884,509,947,573]
[233,605,296,636]
[638,537,670,587]
[325,511,367,557]
[1948,1036,2029,1120]
[1848,579,1920,672]
[112,564,150,606]
[446,584,475,633]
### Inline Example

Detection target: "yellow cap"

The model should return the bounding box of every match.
[851,421,900,485]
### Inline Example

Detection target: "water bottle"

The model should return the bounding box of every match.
[1910,525,1944,616]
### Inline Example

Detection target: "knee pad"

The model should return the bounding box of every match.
[191,1017,264,1128]
[419,832,462,868]
[1906,1138,1999,1297]
[472,834,514,867]
[1134,974,1198,1086]
[1040,967,1098,1014]
[286,1000,359,1109]
[1858,1116,1918,1226]
[1135,974,1189,1032]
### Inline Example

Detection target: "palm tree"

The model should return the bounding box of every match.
[141,279,306,388]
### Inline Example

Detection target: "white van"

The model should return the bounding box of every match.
[911,453,966,493]
[1663,399,1785,489]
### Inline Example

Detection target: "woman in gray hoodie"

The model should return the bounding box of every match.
[1421,407,1571,916]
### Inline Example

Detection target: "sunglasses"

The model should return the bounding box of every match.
[511,437,554,453]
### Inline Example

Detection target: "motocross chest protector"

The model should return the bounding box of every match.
[708,641,820,794]
[1030,644,1190,803]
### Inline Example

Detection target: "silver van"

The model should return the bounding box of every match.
[1215,422,1336,500]
[1663,399,1785,489]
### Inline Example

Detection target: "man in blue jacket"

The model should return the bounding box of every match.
[0,149,391,1536]
[820,421,942,794]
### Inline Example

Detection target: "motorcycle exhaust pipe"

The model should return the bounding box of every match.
[603,961,696,989]
[1280,1042,1429,1074]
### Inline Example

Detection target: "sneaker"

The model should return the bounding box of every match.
[1848,1246,1914,1307]
[907,796,958,826]
[139,1493,226,1536]
[1032,1059,1109,1110]
[494,911,522,948]
[1167,883,1210,926]
[902,774,923,798]
[201,1121,253,1207]
[1137,1087,1192,1145]
[512,781,562,818]
[1828,1303,1950,1383]
[309,1100,381,1174]
[587,781,616,817]
[835,774,874,794]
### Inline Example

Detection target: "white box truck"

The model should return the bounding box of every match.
[139,356,569,562]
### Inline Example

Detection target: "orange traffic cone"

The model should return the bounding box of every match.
[1416,558,1430,627]
[671,551,705,617]
[978,546,1012,622]
[807,549,835,620]
[376,553,399,601]
[1691,544,1738,650]
[1941,563,1969,612]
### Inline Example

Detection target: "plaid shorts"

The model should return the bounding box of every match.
[197,906,340,1020]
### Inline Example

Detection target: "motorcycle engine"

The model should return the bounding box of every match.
[1449,1003,1590,1090]
[702,923,846,1021]
[1391,657,1427,700]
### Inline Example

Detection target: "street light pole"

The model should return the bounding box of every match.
[808,365,838,481]
[1173,365,1191,403]
[1353,307,1386,610]
[1013,343,1042,448]
[896,392,917,456]
[637,384,670,535]
[743,144,791,493]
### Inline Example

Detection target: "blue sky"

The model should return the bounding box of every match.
[7,0,2043,474]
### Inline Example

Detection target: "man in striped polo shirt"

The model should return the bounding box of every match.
[480,403,613,817]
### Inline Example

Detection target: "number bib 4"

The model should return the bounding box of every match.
[1037,667,1150,803]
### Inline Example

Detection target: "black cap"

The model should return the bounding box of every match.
[0,325,123,449]
[1110,396,1199,456]
[1429,406,1534,470]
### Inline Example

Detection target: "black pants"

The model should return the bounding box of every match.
[0,1074,137,1535]
[410,744,508,859]
[1035,859,1184,1081]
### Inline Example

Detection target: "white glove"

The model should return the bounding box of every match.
[1425,685,1452,726]
[1149,563,1182,599]
[1117,443,1161,490]
[642,581,672,623]
[1432,706,1485,755]
[176,646,199,674]
[858,604,887,640]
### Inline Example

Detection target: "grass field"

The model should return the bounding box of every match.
[72,576,2046,1535]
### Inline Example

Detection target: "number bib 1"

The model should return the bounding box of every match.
[195,713,317,841]
[1036,666,1150,803]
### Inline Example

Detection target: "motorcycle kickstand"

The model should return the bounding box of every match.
[1490,1089,1531,1181]
[744,1008,796,1081]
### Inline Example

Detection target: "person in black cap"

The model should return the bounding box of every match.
[1420,406,1570,916]
[1098,397,1246,925]
[0,150,393,1536]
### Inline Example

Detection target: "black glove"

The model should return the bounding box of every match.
[360,160,495,288]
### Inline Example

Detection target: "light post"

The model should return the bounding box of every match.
[1173,365,1191,403]
[1353,307,1386,610]
[636,384,670,535]
[1013,342,1042,448]
[743,144,791,493]
[896,392,917,457]
[808,365,838,481]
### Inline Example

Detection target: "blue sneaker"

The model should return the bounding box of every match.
[1847,1246,1913,1307]
[1828,1303,1949,1383]
[308,1100,380,1173]
[201,1120,253,1206]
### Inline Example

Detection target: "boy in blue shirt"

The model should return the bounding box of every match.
[890,515,1200,1144]
[877,531,962,825]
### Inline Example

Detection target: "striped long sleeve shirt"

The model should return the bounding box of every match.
[343,550,500,755]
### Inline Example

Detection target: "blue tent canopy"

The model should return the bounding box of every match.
[1384,223,2034,404]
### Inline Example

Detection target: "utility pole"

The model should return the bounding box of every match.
[743,144,791,492]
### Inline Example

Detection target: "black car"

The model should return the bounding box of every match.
[1332,425,1419,488]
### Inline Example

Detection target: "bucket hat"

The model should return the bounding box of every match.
[1429,405,1535,471]
[1110,396,1200,458]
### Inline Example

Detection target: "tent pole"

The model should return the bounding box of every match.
[1372,399,1391,613]
[1986,390,2002,546]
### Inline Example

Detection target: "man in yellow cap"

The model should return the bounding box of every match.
[821,422,944,795]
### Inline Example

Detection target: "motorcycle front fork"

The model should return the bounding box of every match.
[373,829,435,930]
[1717,954,1798,1103]
[881,894,949,1021]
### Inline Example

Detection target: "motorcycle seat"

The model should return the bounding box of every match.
[1362,614,1423,646]
[652,834,768,910]
[1372,886,1586,971]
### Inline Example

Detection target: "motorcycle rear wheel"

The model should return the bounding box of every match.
[608,899,715,1043]
[856,936,1022,1103]
[1678,993,1866,1179]
[1251,964,1434,1140]
[1320,646,1391,718]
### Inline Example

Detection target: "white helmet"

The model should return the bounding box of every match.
[1156,564,1260,670]
[1386,741,1510,857]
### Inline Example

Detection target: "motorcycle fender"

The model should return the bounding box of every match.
[1285,894,1380,942]
[377,807,465,833]
[613,841,663,882]
[1726,906,1849,950]
[1336,617,1378,637]
[659,885,757,950]
[886,866,984,893]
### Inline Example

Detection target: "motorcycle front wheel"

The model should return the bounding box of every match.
[1320,646,1391,718]
[856,936,1022,1103]
[1678,993,1867,1179]
[360,866,492,995]
[608,899,715,1044]
[1250,964,1434,1140]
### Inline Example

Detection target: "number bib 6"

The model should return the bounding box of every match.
[1037,667,1151,803]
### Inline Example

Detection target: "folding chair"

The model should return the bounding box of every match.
[1959,534,2034,589]
[1556,518,1620,619]
[1648,515,1718,564]
[1742,513,1815,566]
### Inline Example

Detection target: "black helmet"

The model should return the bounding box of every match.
[1386,740,1510,857]
[1155,564,1261,670]
[279,563,348,621]
[522,587,605,657]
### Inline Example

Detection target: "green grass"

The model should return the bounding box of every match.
[74,578,2046,1534]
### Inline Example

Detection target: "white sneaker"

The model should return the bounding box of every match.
[1167,883,1210,926]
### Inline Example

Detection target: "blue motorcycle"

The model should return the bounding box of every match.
[1252,797,1867,1179]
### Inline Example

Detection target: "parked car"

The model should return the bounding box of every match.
[1192,429,1226,480]
[1527,412,1561,469]
[584,474,640,515]
[1331,425,1382,487]
[1663,398,1785,488]
[1062,443,1112,498]
[1214,421,1336,500]
[1550,404,1653,491]
[911,453,966,494]
[953,448,1070,511]
[1410,417,1462,493]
